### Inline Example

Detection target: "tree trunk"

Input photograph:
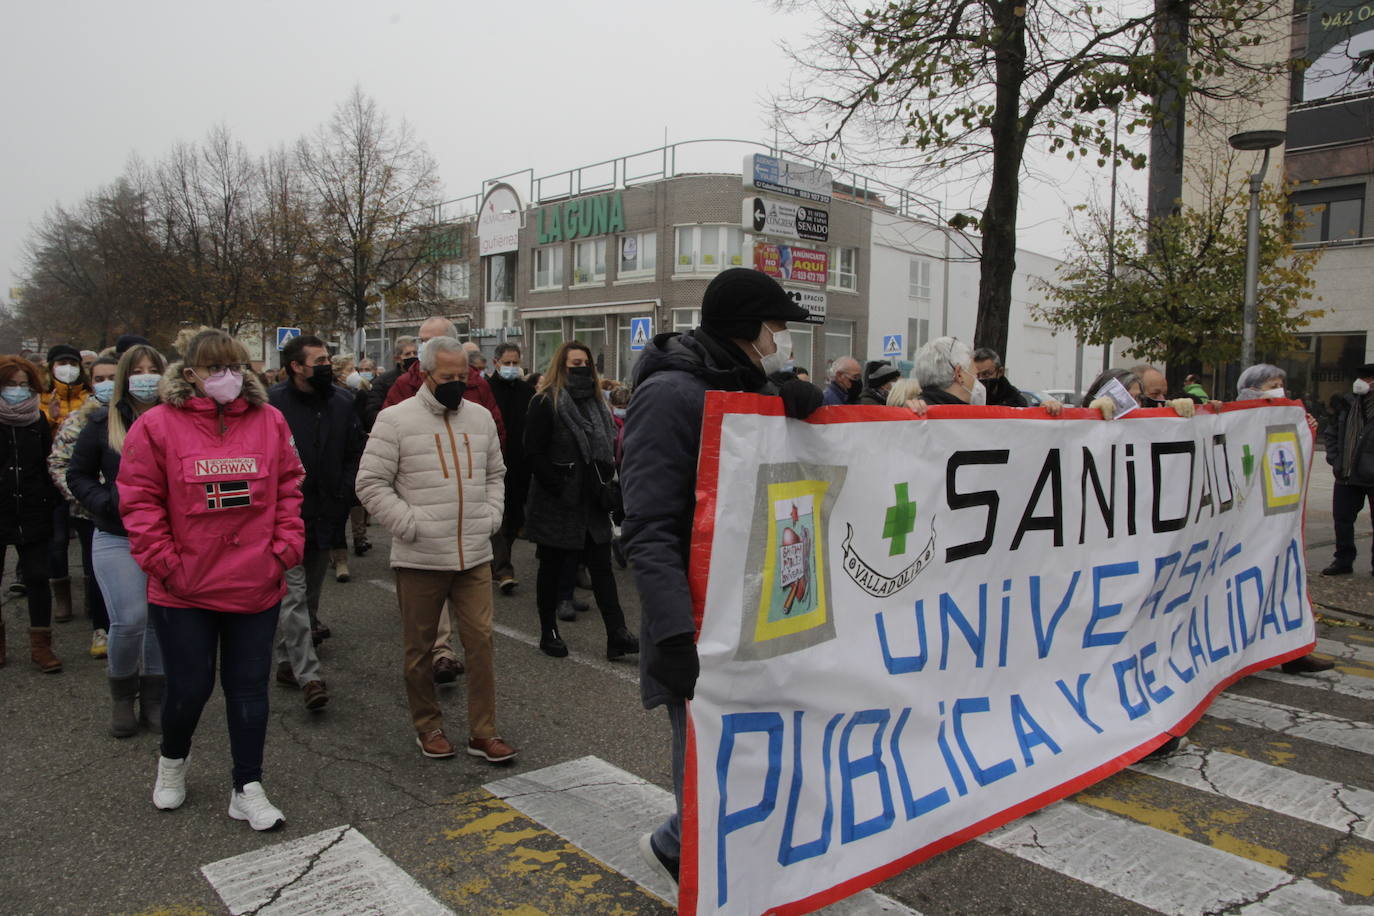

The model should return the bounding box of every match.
[1147,0,1190,229]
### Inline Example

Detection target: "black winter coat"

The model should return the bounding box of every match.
[363,364,405,430]
[268,382,365,548]
[621,330,774,709]
[489,371,535,529]
[0,416,59,545]
[67,404,134,536]
[1322,392,1374,485]
[522,391,613,551]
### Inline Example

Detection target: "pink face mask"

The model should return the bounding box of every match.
[195,368,243,404]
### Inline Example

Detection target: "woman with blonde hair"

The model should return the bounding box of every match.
[118,329,305,830]
[68,344,169,736]
[522,341,639,660]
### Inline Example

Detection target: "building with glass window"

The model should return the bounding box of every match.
[369,141,1079,391]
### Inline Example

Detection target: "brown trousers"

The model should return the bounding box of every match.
[394,563,496,738]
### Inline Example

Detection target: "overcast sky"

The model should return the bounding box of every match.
[0,0,1145,309]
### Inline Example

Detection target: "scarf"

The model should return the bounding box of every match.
[1342,393,1374,478]
[0,394,41,427]
[555,385,616,466]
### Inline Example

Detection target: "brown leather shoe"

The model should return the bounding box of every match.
[467,736,518,763]
[276,662,298,687]
[29,627,61,673]
[416,728,456,758]
[302,680,329,710]
[432,656,464,683]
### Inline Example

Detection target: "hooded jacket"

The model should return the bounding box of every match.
[1322,391,1374,485]
[382,362,507,448]
[621,330,772,709]
[356,381,505,572]
[117,365,305,613]
[43,377,89,432]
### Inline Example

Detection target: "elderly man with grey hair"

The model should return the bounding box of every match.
[357,336,517,763]
[913,337,983,405]
[822,356,862,405]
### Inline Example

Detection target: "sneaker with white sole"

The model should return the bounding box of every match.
[89,628,108,659]
[153,755,189,810]
[229,781,285,831]
[638,831,679,887]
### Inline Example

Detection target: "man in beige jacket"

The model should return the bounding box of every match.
[356,337,516,763]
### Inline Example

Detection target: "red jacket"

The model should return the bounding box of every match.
[382,363,506,448]
[118,368,305,613]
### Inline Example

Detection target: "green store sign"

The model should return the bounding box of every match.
[536,191,626,244]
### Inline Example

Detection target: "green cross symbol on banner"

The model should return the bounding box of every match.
[883,483,918,556]
[1242,445,1256,482]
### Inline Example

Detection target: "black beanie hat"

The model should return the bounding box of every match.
[699,268,811,341]
[46,344,81,366]
[115,334,151,354]
[865,360,901,388]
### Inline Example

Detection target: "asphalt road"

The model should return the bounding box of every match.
[0,459,1372,915]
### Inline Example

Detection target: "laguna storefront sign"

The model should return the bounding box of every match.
[536,191,626,243]
[754,242,828,285]
[745,196,829,243]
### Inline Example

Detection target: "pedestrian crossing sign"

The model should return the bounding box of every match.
[276,327,301,351]
[630,317,653,352]
[882,334,903,357]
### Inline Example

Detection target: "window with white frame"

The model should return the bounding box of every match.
[787,323,815,371]
[618,231,657,278]
[908,258,932,302]
[830,247,858,291]
[572,238,607,285]
[437,261,470,300]
[533,245,564,290]
[487,253,515,303]
[824,319,856,365]
[675,225,745,274]
[672,309,700,331]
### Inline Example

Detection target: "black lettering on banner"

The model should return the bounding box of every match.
[1151,441,1195,533]
[1012,449,1064,549]
[945,450,1010,562]
[1079,445,1116,544]
[1213,434,1236,512]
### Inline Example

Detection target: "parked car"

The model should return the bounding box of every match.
[1041,388,1084,407]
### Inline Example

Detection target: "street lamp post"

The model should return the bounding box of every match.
[1227,129,1286,372]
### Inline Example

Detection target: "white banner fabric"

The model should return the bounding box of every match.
[680,395,1316,916]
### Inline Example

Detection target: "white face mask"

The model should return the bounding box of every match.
[754,326,792,377]
[953,364,987,405]
[1355,379,1371,396]
[53,364,80,385]
[1259,387,1285,399]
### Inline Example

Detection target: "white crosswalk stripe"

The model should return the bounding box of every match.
[1316,636,1374,665]
[1251,667,1374,701]
[1202,692,1374,755]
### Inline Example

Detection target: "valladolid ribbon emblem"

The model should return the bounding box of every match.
[840,521,937,597]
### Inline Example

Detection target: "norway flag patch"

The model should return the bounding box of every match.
[205,481,252,509]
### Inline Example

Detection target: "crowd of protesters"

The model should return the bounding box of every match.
[0,268,1363,858]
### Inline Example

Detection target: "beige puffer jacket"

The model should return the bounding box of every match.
[356,382,505,572]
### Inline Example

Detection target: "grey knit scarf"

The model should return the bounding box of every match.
[555,387,616,466]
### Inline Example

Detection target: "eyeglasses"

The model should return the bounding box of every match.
[197,364,248,376]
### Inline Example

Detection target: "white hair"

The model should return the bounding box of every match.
[885,377,924,406]
[420,336,468,371]
[827,356,858,381]
[913,337,973,391]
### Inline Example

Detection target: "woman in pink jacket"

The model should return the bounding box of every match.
[118,329,304,832]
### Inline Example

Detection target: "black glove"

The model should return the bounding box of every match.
[649,633,700,700]
[778,379,824,420]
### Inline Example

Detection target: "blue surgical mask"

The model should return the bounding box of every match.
[612,407,627,419]
[1,385,32,405]
[498,365,522,381]
[359,371,374,382]
[93,380,116,404]
[128,373,162,403]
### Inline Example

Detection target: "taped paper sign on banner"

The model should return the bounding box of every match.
[679,395,1316,916]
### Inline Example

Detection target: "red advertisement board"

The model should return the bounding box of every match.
[753,242,829,285]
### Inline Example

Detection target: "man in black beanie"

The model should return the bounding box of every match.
[620,268,826,887]
[858,359,901,405]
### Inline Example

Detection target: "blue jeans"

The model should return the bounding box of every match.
[91,531,162,678]
[652,700,687,866]
[150,602,280,790]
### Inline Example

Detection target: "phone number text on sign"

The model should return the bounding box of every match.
[753,242,829,285]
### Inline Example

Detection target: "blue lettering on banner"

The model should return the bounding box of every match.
[716,713,783,906]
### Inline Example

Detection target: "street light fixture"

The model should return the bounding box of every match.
[1228,129,1286,371]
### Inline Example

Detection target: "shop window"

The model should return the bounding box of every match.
[572,238,607,285]
[788,323,815,371]
[825,319,856,364]
[1292,185,1365,244]
[533,246,565,290]
[830,247,858,291]
[618,231,657,279]
[909,258,932,302]
[572,317,608,376]
[530,318,564,376]
[486,254,515,304]
[675,225,745,274]
[437,261,469,300]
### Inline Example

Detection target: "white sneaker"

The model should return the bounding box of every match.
[229,781,285,831]
[153,755,188,810]
[89,628,108,659]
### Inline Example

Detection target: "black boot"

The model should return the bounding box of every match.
[539,627,568,658]
[139,675,165,733]
[607,626,640,660]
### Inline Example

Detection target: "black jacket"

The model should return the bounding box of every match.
[858,386,889,406]
[621,330,774,709]
[489,371,535,529]
[522,391,614,551]
[918,387,967,406]
[1322,392,1374,485]
[0,416,58,545]
[363,364,406,430]
[268,381,365,548]
[67,404,133,536]
[984,375,1029,408]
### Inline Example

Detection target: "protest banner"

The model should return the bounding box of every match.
[679,394,1316,916]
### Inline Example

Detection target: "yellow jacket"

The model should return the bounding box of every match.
[43,379,89,432]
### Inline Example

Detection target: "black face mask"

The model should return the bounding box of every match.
[566,365,596,398]
[1140,395,1166,409]
[306,364,334,397]
[402,356,419,371]
[432,379,466,410]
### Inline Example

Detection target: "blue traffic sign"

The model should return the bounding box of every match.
[629,317,653,352]
[276,327,301,351]
[882,334,904,357]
